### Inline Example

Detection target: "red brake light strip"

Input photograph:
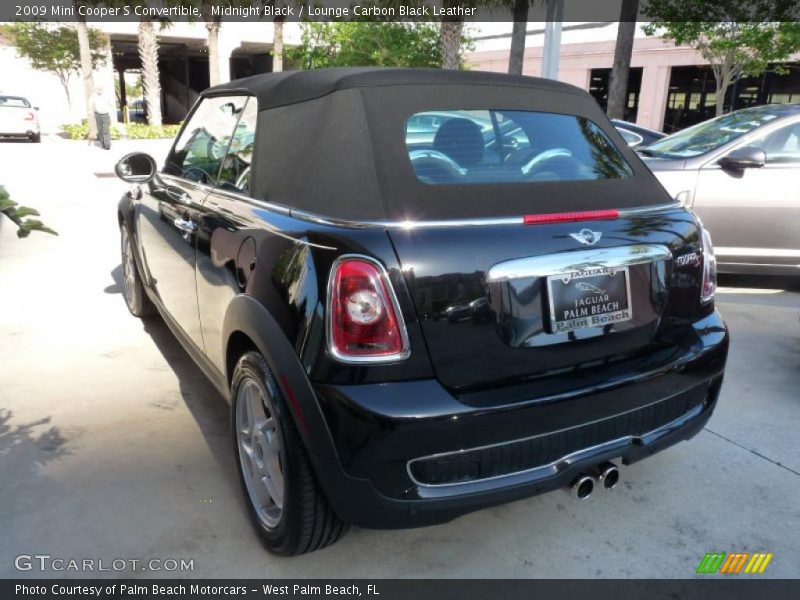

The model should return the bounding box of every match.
[523,209,619,225]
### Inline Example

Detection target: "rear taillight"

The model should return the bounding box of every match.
[700,226,717,304]
[327,256,409,363]
[24,112,35,121]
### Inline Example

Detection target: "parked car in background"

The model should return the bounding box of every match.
[611,119,665,149]
[640,104,800,276]
[114,68,728,555]
[0,95,40,143]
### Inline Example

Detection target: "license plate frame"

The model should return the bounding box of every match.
[546,266,633,334]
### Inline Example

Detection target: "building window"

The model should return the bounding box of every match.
[665,63,800,132]
[589,68,643,122]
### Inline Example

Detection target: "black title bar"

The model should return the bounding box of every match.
[4,579,800,600]
[3,0,800,22]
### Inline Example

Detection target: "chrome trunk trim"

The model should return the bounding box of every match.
[289,202,681,230]
[486,244,672,283]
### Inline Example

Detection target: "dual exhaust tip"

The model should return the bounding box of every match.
[569,462,620,500]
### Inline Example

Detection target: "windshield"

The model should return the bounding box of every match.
[642,108,783,158]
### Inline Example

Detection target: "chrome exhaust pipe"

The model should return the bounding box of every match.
[569,474,594,500]
[589,461,620,490]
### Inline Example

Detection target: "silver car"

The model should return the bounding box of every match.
[641,104,800,275]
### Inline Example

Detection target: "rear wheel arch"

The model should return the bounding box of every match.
[222,295,338,460]
[226,330,259,386]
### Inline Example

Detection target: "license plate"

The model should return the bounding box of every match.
[547,266,632,333]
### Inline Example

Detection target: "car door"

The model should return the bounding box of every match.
[193,96,264,374]
[692,119,800,269]
[136,95,248,349]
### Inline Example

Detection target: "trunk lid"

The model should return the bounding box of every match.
[387,207,704,391]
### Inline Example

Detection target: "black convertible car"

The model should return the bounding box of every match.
[115,68,728,555]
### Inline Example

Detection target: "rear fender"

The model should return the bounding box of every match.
[222,294,338,459]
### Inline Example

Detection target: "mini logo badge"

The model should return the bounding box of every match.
[569,229,602,246]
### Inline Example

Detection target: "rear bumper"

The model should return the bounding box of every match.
[0,123,39,136]
[309,311,728,529]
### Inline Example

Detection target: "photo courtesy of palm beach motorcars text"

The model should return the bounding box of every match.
[1,0,800,598]
[14,583,378,597]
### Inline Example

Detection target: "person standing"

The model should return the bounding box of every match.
[90,83,113,150]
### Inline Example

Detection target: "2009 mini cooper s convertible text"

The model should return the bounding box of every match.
[115,68,729,555]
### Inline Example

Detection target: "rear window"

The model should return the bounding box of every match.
[406,109,633,185]
[0,96,31,108]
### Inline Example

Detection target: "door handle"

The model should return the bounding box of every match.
[173,218,197,234]
[166,188,191,204]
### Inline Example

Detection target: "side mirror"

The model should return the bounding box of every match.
[718,147,766,170]
[115,152,157,183]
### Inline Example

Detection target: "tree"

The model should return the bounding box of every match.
[205,14,222,87]
[440,0,465,71]
[199,0,237,86]
[75,1,98,138]
[607,0,639,120]
[138,18,163,127]
[273,16,285,72]
[261,0,287,72]
[437,1,486,70]
[508,0,531,75]
[0,186,57,239]
[287,22,444,69]
[644,1,800,116]
[1,23,106,114]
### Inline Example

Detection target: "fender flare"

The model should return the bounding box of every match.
[222,294,338,459]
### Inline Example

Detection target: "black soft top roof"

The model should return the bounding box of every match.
[203,68,672,221]
[203,67,587,110]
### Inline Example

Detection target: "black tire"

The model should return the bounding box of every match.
[120,223,156,318]
[231,352,348,555]
[30,133,41,143]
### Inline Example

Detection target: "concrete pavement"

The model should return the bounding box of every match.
[1,138,798,578]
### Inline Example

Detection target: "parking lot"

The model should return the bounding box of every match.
[0,137,798,578]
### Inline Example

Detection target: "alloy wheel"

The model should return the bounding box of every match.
[121,228,137,308]
[235,378,285,529]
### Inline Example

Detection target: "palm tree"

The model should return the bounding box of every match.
[508,0,531,75]
[260,0,288,72]
[74,1,97,138]
[440,18,463,70]
[606,0,639,120]
[273,16,285,72]
[138,18,162,127]
[199,0,222,86]
[205,15,222,86]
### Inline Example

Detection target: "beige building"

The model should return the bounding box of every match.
[467,22,800,133]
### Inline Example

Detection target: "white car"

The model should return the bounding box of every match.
[0,95,40,142]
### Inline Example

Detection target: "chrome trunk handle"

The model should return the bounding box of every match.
[487,244,672,282]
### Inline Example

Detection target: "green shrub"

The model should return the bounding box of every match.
[61,120,181,140]
[125,123,182,139]
[62,120,121,140]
